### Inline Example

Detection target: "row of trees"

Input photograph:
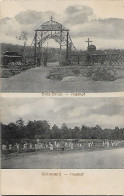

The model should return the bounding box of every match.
[1,118,124,141]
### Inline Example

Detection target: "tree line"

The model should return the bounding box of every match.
[1,43,62,62]
[1,118,124,141]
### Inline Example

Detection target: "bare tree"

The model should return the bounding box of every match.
[16,31,28,61]
[16,31,28,47]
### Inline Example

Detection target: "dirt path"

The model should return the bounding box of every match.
[2,148,124,169]
[1,63,59,92]
[1,63,124,92]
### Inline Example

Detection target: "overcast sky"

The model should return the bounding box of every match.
[1,97,124,128]
[1,0,124,49]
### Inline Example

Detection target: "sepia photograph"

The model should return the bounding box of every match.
[1,97,124,169]
[1,0,124,92]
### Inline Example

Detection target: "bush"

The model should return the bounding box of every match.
[91,69,116,81]
[72,69,80,76]
[1,70,15,78]
[46,73,63,80]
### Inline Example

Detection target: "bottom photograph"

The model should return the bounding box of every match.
[1,97,124,169]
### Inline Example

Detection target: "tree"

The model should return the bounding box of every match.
[51,124,61,139]
[26,120,37,139]
[16,31,28,61]
[61,123,69,139]
[16,31,28,47]
[16,118,24,128]
[81,125,89,139]
[1,119,124,141]
[73,126,81,139]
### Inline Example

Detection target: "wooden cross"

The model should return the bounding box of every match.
[85,38,93,47]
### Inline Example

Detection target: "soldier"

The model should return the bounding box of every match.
[9,144,12,152]
[16,143,20,153]
[29,142,33,149]
[70,143,73,150]
[88,142,91,148]
[107,140,109,147]
[23,142,27,151]
[56,142,60,149]
[35,143,38,151]
[2,144,7,152]
[50,143,53,151]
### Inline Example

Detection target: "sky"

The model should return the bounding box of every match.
[0,0,124,49]
[1,97,124,128]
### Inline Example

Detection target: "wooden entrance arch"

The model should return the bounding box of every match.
[31,17,76,65]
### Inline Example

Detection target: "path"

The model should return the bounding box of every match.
[2,148,124,169]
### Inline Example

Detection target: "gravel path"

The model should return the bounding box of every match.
[2,148,124,169]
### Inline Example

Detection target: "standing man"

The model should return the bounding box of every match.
[43,49,48,67]
[37,52,41,67]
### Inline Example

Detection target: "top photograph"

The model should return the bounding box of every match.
[1,0,124,93]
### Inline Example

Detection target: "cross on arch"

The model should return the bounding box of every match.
[85,38,93,47]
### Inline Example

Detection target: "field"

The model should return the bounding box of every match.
[2,147,124,169]
[1,62,124,92]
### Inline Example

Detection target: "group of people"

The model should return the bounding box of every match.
[2,139,121,154]
[103,140,119,147]
[2,140,76,153]
[2,143,20,153]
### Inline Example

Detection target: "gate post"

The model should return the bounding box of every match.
[34,30,37,65]
[41,31,43,63]
[66,31,69,62]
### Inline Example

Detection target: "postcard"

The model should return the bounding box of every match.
[0,0,124,195]
[1,0,124,92]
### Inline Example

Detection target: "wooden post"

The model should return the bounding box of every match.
[41,31,43,63]
[34,31,37,65]
[59,26,62,65]
[66,31,69,61]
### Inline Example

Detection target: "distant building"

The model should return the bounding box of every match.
[87,45,96,53]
